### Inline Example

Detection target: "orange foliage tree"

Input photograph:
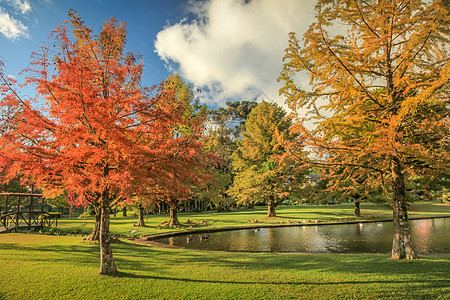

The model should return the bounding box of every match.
[279,0,449,259]
[0,11,208,275]
[135,74,211,228]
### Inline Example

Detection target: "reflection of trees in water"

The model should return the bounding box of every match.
[156,218,450,253]
[297,222,390,252]
[214,229,264,251]
[266,227,292,252]
[266,228,274,252]
[410,218,450,253]
[296,225,343,252]
[411,219,432,253]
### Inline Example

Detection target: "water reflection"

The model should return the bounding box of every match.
[154,218,450,253]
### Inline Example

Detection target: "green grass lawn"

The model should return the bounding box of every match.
[0,234,449,299]
[1,202,449,299]
[55,201,450,238]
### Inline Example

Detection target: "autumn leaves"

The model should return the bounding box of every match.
[0,12,208,274]
[278,0,449,259]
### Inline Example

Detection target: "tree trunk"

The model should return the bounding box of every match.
[267,198,277,217]
[135,204,145,227]
[354,200,361,218]
[391,157,417,260]
[122,206,127,217]
[85,204,101,242]
[98,192,118,275]
[168,206,181,227]
[194,199,198,212]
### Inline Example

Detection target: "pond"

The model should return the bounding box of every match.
[154,217,450,253]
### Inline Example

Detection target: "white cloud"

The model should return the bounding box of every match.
[154,0,316,107]
[13,0,31,14]
[0,7,29,39]
[1,0,31,14]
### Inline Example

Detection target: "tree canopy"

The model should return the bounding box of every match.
[229,101,305,217]
[0,10,209,274]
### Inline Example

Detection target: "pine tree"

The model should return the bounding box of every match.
[230,101,305,217]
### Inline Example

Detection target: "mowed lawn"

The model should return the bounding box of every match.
[0,202,449,299]
[0,234,449,299]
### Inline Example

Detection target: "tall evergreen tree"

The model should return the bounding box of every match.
[229,101,305,217]
[201,101,257,210]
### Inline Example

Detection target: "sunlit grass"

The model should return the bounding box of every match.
[54,201,450,238]
[0,233,449,299]
[1,203,449,299]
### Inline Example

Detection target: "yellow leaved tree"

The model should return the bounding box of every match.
[279,0,449,259]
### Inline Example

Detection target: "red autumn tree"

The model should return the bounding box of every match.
[0,11,208,275]
[132,74,212,228]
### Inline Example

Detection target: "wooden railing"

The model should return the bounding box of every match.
[0,192,58,233]
[0,211,58,232]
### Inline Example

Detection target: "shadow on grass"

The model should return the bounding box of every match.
[2,233,450,281]
[111,240,450,278]
[115,270,450,288]
[0,240,100,264]
[1,234,449,300]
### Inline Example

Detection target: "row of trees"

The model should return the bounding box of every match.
[0,12,289,276]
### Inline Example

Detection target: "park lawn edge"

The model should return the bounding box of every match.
[0,233,449,300]
[138,215,450,242]
[5,201,449,240]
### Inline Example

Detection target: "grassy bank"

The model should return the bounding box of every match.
[0,233,449,299]
[54,201,450,238]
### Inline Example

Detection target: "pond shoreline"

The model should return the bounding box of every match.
[131,236,450,256]
[137,215,450,244]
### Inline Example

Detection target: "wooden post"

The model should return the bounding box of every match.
[4,195,7,213]
[15,196,20,232]
[41,197,44,228]
[28,195,33,228]
[3,195,8,227]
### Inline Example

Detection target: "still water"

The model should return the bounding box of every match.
[154,218,450,253]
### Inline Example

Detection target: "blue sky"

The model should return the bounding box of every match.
[1,0,187,89]
[1,0,316,107]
